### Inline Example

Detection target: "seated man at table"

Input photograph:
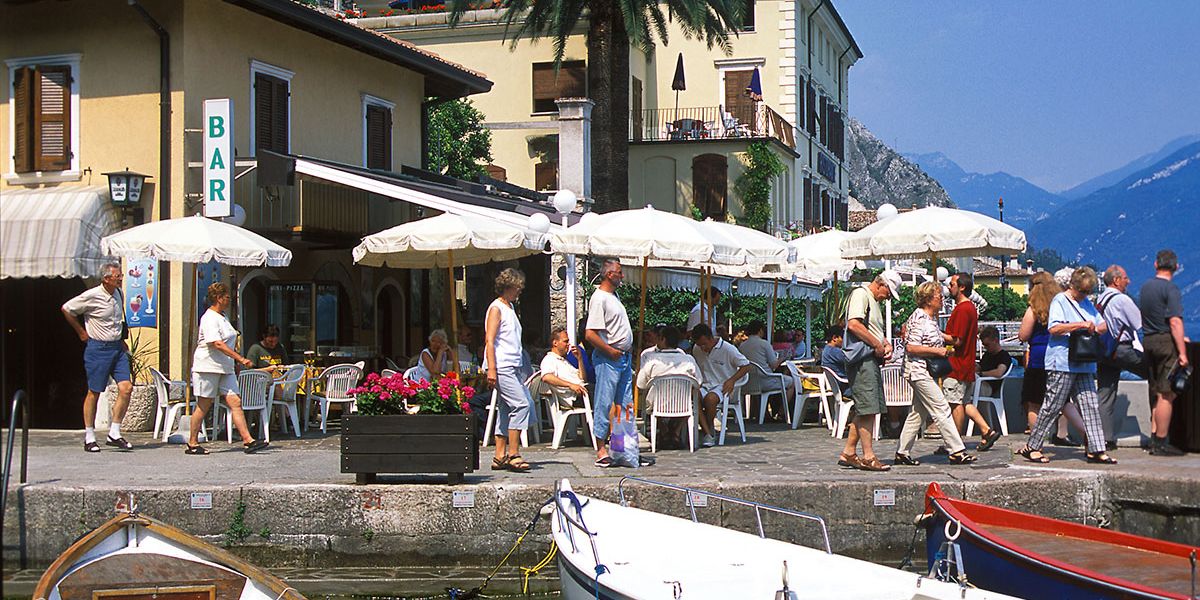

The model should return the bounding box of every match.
[738,320,794,422]
[637,326,701,448]
[639,324,664,365]
[691,324,752,447]
[820,328,850,394]
[977,325,1013,396]
[540,326,588,409]
[247,324,289,371]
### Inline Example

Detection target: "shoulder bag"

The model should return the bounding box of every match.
[1066,298,1104,363]
[842,288,876,366]
[926,355,953,379]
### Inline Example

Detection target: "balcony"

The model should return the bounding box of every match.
[631,104,797,151]
[232,162,370,246]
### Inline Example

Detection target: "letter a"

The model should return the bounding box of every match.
[209,148,225,170]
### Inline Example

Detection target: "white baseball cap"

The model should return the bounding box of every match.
[879,269,902,300]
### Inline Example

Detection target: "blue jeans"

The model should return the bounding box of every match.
[592,349,632,440]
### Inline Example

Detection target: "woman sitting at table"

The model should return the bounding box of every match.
[412,329,450,382]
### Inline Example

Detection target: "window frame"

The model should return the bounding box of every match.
[361,93,395,170]
[531,60,586,116]
[4,53,81,183]
[249,59,294,156]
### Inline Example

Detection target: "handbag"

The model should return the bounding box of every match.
[842,288,876,365]
[925,356,953,379]
[1065,298,1104,363]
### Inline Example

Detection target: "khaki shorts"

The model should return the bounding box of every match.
[1144,333,1179,396]
[943,377,973,405]
[848,357,883,416]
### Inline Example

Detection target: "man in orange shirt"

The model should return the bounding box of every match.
[943,273,1001,452]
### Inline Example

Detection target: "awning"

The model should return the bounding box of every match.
[0,186,119,279]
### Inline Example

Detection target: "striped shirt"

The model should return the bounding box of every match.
[62,284,124,342]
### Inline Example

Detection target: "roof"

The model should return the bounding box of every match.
[847,210,875,232]
[223,0,491,98]
[974,256,1029,278]
[823,1,864,60]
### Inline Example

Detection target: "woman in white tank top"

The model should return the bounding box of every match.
[486,268,532,472]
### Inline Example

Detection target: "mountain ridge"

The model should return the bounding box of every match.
[845,117,954,210]
[902,151,1063,228]
[1060,134,1200,199]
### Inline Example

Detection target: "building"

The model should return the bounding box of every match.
[1,0,577,428]
[358,0,861,233]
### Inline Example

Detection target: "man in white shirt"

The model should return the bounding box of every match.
[637,326,700,449]
[686,286,722,332]
[738,320,794,422]
[540,326,588,408]
[61,262,134,452]
[585,258,635,467]
[691,323,752,447]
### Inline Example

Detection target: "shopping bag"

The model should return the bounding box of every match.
[607,405,640,468]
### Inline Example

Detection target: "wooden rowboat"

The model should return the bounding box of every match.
[34,511,305,600]
[551,477,1020,600]
[923,482,1200,600]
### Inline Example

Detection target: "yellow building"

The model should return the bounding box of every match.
[359,0,861,232]
[1,0,579,428]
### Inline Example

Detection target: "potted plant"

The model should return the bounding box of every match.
[341,372,479,484]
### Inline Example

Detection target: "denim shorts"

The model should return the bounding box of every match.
[84,339,131,392]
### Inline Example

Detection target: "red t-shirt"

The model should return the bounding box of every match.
[946,299,978,381]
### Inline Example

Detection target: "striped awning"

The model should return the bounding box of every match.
[0,186,119,279]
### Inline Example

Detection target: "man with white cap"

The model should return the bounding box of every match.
[837,269,902,472]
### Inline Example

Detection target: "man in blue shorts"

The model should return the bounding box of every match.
[62,262,134,452]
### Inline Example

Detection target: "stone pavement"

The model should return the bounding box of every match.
[4,420,1198,570]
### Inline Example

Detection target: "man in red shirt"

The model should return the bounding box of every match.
[944,273,1001,451]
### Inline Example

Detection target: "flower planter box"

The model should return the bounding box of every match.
[341,414,479,485]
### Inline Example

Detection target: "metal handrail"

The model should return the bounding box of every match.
[553,480,603,571]
[2,389,30,520]
[617,475,832,554]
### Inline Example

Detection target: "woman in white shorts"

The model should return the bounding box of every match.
[188,282,268,455]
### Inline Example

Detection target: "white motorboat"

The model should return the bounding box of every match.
[551,477,1018,600]
[34,509,304,600]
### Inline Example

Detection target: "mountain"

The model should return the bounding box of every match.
[846,117,954,210]
[1029,140,1200,327]
[903,151,1064,228]
[1060,134,1200,199]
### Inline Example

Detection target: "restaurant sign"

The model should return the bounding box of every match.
[817,151,837,183]
[203,98,234,218]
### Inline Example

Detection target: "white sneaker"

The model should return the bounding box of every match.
[701,434,716,448]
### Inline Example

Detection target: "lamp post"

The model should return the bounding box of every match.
[552,189,579,345]
[997,197,1008,292]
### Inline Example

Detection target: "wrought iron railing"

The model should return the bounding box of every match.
[632,104,797,149]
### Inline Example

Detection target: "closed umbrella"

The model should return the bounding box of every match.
[672,53,686,125]
[744,67,763,102]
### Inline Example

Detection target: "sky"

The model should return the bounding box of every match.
[833,1,1200,192]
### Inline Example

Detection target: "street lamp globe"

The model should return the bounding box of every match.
[528,212,551,234]
[876,203,898,221]
[223,203,247,227]
[936,266,950,282]
[552,189,577,215]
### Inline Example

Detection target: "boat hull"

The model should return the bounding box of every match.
[924,483,1196,600]
[556,556,638,600]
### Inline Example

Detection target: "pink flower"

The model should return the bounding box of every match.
[380,392,391,400]
[463,386,475,397]
[366,373,380,383]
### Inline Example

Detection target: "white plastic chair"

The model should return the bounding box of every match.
[308,363,362,433]
[272,364,305,438]
[402,366,421,381]
[785,362,833,430]
[966,362,1012,436]
[715,374,749,445]
[881,364,912,441]
[150,368,190,442]
[380,368,398,379]
[482,370,540,448]
[647,375,699,452]
[743,362,790,425]
[532,374,597,450]
[829,366,880,439]
[215,369,273,443]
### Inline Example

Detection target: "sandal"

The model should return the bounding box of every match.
[83,441,101,453]
[1085,452,1118,465]
[243,439,269,454]
[893,453,921,466]
[184,444,210,455]
[857,456,891,472]
[1016,446,1050,463]
[491,456,509,470]
[948,451,978,465]
[505,454,531,472]
[594,456,614,468]
[837,453,862,469]
[978,429,1001,452]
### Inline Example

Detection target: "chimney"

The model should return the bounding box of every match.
[555,98,593,206]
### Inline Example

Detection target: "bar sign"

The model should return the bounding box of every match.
[190,492,213,510]
[203,98,234,218]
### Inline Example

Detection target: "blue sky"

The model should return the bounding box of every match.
[833,1,1200,192]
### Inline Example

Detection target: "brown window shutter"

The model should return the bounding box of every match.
[724,70,755,132]
[805,83,816,134]
[534,160,558,191]
[254,73,273,155]
[271,77,289,153]
[532,61,586,113]
[366,104,391,170]
[12,66,34,173]
[692,153,728,219]
[803,176,813,230]
[819,96,829,148]
[631,77,643,141]
[33,65,72,171]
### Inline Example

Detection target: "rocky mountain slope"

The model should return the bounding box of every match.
[846,117,954,210]
[903,151,1063,228]
[1061,134,1200,200]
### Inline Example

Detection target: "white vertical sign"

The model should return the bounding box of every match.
[203,99,234,218]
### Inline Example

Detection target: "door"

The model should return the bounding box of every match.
[723,70,756,135]
[692,153,728,220]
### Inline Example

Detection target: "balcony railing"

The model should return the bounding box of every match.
[233,163,369,242]
[631,104,796,149]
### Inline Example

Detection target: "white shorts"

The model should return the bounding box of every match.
[700,384,724,399]
[192,372,240,399]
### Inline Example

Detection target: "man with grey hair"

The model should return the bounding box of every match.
[62,262,134,452]
[838,269,902,472]
[585,258,634,467]
[1095,264,1146,451]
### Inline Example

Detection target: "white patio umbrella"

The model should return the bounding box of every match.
[354,211,548,367]
[839,206,1026,263]
[788,229,863,279]
[101,215,293,439]
[551,205,721,264]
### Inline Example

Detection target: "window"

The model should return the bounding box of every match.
[532,61,586,114]
[362,94,394,170]
[6,54,80,178]
[692,154,728,219]
[741,0,756,31]
[250,60,293,155]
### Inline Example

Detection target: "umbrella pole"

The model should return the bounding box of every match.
[447,250,459,370]
[768,280,778,341]
[635,256,648,416]
[185,262,197,417]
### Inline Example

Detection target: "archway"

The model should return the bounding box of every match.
[375,277,407,364]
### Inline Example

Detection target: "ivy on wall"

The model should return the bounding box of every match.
[734,142,785,231]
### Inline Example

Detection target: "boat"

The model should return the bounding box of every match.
[550,477,1019,600]
[923,481,1200,600]
[34,508,305,600]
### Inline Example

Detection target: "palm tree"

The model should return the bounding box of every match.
[449,0,745,213]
